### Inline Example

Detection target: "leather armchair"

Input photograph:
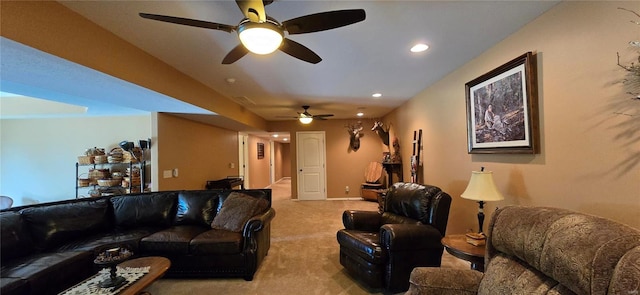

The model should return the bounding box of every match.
[336,182,452,292]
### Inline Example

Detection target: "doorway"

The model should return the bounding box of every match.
[296,131,327,200]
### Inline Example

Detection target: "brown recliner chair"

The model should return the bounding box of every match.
[336,182,452,292]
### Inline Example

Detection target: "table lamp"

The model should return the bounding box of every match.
[461,167,504,234]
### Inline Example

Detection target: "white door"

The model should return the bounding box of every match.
[296,132,327,200]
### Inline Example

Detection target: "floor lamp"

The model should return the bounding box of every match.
[461,168,504,234]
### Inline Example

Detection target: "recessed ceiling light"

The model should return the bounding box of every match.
[410,43,429,53]
[283,138,289,141]
[272,134,279,138]
[356,112,364,117]
[372,93,382,98]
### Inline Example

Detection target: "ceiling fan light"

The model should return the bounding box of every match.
[238,21,283,55]
[299,116,313,124]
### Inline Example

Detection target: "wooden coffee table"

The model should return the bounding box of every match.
[441,235,485,272]
[117,256,170,295]
[59,256,170,295]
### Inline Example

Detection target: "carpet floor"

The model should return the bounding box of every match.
[144,179,468,295]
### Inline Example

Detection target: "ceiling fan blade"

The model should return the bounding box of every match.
[314,114,334,118]
[235,0,266,23]
[279,38,322,64]
[222,44,249,64]
[282,9,366,35]
[139,13,235,33]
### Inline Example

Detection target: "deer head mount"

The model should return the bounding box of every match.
[372,121,390,146]
[346,122,364,151]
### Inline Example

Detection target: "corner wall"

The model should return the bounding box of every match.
[154,113,239,191]
[388,1,640,232]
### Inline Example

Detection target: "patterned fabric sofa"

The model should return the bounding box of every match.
[0,189,275,295]
[406,205,640,295]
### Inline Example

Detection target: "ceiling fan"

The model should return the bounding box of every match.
[277,105,334,124]
[139,0,366,64]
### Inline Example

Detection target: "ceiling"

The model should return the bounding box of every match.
[1,1,558,126]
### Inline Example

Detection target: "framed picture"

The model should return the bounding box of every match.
[465,52,540,154]
[257,143,264,159]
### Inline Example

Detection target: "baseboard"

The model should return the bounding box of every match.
[327,197,364,201]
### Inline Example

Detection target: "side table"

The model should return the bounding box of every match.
[441,235,485,272]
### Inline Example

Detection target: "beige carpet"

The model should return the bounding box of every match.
[144,179,469,295]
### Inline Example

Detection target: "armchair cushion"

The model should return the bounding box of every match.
[342,210,382,231]
[380,223,442,251]
[407,268,482,295]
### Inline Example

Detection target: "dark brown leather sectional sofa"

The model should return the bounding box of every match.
[0,189,275,295]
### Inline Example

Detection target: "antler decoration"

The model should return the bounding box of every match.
[346,122,364,151]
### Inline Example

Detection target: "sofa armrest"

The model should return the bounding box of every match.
[243,208,276,236]
[380,223,442,251]
[342,210,381,231]
[406,267,482,295]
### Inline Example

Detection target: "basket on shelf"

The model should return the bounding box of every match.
[89,169,110,185]
[94,155,108,164]
[97,179,121,187]
[77,156,94,165]
[107,147,124,164]
[77,173,90,187]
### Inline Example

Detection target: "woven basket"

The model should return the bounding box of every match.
[94,155,108,164]
[77,156,94,165]
[89,169,110,185]
[77,174,90,187]
[97,179,120,187]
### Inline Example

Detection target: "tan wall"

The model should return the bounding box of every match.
[280,142,292,178]
[268,119,385,199]
[0,1,266,131]
[273,142,291,181]
[154,113,238,191]
[247,135,271,189]
[387,1,640,232]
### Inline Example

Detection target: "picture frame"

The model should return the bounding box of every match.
[257,143,264,159]
[465,52,540,154]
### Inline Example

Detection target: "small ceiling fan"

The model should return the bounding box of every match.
[277,105,334,124]
[139,0,366,64]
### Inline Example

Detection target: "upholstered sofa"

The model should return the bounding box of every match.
[0,189,275,295]
[337,182,452,292]
[406,206,640,295]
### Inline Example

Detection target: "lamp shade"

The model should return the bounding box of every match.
[238,21,283,55]
[299,116,313,124]
[461,171,504,202]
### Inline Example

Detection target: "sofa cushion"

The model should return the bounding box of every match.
[211,192,268,232]
[0,277,30,295]
[189,229,243,255]
[489,206,640,295]
[0,211,34,262]
[174,191,218,226]
[1,251,94,295]
[111,192,177,230]
[55,228,157,254]
[477,253,574,295]
[19,199,111,251]
[216,190,269,214]
[140,226,209,255]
